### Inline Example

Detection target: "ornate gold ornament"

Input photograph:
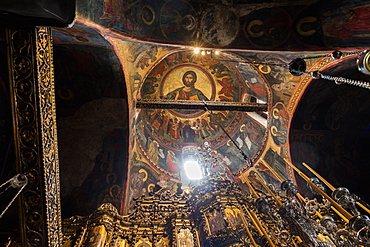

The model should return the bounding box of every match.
[62,153,370,247]
[7,27,62,246]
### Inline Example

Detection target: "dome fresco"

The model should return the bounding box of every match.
[136,50,269,178]
[42,0,370,217]
[50,23,359,216]
[3,2,370,242]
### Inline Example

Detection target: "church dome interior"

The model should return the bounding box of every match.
[1,0,370,246]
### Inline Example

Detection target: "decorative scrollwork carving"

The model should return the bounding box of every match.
[36,26,62,247]
[7,27,62,246]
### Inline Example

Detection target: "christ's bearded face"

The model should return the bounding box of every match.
[183,73,194,87]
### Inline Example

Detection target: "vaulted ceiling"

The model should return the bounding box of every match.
[1,0,370,229]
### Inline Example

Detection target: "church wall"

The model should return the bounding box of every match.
[52,23,130,217]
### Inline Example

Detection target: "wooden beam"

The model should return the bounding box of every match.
[136,99,268,112]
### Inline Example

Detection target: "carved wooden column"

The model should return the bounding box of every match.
[6,27,62,246]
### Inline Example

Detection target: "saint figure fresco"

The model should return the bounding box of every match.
[127,168,147,209]
[165,71,209,101]
[207,209,225,233]
[177,228,194,247]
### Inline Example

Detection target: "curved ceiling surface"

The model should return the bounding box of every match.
[76,0,370,50]
[2,0,370,226]
[137,50,269,178]
[47,0,370,216]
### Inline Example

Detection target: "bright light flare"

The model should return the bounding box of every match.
[184,160,203,180]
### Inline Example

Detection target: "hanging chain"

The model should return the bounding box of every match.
[341,50,368,57]
[290,50,370,90]
[0,183,27,218]
[301,54,332,60]
[320,73,370,89]
[202,100,251,164]
[302,50,367,60]
[0,177,15,196]
[0,184,12,197]
[0,174,28,218]
[0,177,15,189]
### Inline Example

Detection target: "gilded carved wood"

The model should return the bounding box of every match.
[7,27,62,246]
